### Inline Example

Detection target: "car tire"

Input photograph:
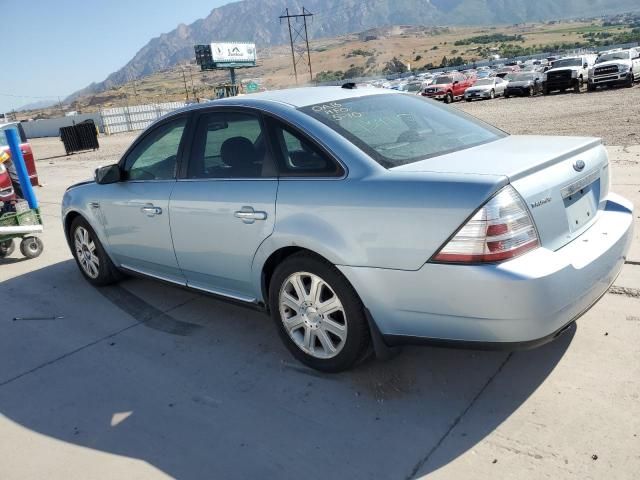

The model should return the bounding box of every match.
[625,73,633,88]
[465,98,472,102]
[20,237,43,259]
[574,78,582,93]
[490,89,495,99]
[444,92,453,104]
[0,239,15,258]
[269,253,370,373]
[70,216,121,286]
[504,92,510,98]
[587,83,596,92]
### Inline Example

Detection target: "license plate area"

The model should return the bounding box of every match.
[563,174,600,233]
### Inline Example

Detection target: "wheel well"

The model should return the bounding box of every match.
[63,211,81,245]
[261,247,331,307]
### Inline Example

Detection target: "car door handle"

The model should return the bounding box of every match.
[234,206,267,223]
[140,204,162,216]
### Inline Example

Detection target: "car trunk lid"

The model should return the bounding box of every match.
[394,135,610,250]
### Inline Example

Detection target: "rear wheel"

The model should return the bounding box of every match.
[269,253,370,372]
[0,239,15,258]
[70,216,120,286]
[20,237,43,259]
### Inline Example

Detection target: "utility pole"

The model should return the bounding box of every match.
[181,67,190,101]
[279,7,314,84]
[189,66,196,98]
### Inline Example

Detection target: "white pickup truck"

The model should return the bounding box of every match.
[543,54,597,94]
[588,48,640,91]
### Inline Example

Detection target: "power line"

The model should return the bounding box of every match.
[0,92,62,99]
[279,7,314,83]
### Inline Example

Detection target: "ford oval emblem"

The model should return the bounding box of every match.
[573,160,586,172]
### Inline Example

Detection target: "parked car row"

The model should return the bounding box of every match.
[395,47,640,104]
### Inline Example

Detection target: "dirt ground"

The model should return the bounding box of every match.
[1,86,638,480]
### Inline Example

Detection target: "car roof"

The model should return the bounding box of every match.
[183,86,393,112]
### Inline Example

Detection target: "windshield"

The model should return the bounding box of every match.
[552,58,582,68]
[301,94,506,168]
[475,79,495,86]
[596,52,630,63]
[434,76,452,84]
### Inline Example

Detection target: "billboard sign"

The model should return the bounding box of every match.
[211,42,257,66]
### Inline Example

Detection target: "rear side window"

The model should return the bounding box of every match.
[187,112,274,179]
[301,94,506,168]
[270,121,343,177]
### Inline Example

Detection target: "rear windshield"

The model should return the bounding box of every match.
[300,94,506,168]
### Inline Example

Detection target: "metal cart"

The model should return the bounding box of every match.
[0,202,44,259]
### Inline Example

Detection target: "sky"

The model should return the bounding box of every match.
[0,0,232,113]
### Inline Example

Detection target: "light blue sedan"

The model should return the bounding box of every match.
[62,87,634,371]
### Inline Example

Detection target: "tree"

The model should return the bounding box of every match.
[383,57,408,74]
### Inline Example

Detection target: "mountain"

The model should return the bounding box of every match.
[17,99,58,112]
[67,0,639,101]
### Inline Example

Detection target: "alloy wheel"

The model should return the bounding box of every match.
[74,226,100,279]
[278,271,348,359]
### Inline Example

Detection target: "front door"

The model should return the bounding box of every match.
[170,110,278,301]
[98,116,188,283]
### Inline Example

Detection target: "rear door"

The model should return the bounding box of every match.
[97,115,188,283]
[170,108,278,302]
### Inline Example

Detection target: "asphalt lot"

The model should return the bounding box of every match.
[1,91,639,479]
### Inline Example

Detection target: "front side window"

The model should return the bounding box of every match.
[301,94,506,168]
[188,112,272,179]
[124,118,186,181]
[271,121,342,177]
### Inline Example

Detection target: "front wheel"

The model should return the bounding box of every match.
[444,92,453,104]
[269,253,370,372]
[70,217,121,286]
[489,89,495,99]
[625,73,634,88]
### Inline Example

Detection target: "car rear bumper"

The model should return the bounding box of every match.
[339,193,633,348]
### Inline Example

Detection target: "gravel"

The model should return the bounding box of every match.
[455,83,640,146]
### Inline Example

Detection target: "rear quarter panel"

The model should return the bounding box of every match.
[252,171,507,294]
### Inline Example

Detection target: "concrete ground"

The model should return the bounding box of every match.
[0,97,639,479]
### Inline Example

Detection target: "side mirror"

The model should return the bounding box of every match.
[453,80,459,85]
[583,63,588,68]
[95,164,121,184]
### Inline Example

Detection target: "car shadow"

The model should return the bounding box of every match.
[0,260,574,479]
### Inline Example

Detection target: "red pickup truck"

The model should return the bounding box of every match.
[0,122,39,203]
[421,72,475,103]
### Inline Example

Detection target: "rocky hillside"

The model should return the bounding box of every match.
[67,0,639,100]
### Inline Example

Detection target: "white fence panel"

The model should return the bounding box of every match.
[101,101,187,135]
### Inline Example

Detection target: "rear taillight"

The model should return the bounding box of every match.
[432,185,539,264]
